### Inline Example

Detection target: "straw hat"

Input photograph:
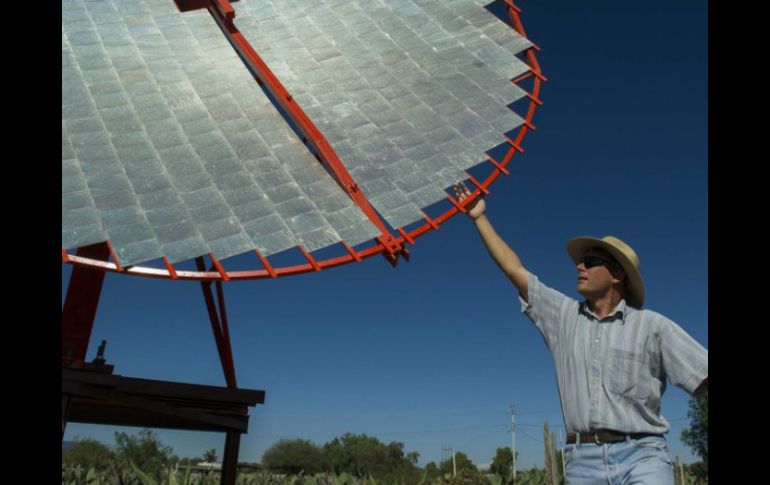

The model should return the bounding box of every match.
[566,236,645,308]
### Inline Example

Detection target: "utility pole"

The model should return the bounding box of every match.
[544,422,552,484]
[549,430,559,485]
[510,405,517,484]
[559,429,566,481]
[675,456,685,485]
[442,446,456,478]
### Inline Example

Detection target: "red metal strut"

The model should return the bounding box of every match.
[196,256,238,388]
[205,0,405,265]
[62,243,111,366]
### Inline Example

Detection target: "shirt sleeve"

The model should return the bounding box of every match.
[658,316,708,395]
[519,272,572,349]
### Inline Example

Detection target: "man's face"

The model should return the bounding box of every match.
[576,249,623,299]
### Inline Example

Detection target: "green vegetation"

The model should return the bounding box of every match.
[321,433,422,483]
[62,427,707,485]
[488,447,512,480]
[261,439,326,475]
[114,428,175,480]
[681,390,708,481]
[62,437,115,470]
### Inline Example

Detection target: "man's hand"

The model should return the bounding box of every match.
[454,182,486,220]
[454,181,528,299]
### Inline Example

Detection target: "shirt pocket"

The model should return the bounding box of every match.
[607,348,649,399]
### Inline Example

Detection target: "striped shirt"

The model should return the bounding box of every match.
[519,273,708,435]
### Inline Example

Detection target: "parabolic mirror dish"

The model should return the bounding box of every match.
[62,0,540,276]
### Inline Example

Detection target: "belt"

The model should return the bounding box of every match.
[566,430,662,445]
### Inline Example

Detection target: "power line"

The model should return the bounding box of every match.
[252,415,692,440]
[258,405,512,419]
[510,404,517,483]
[515,418,689,428]
[253,419,692,441]
[254,424,508,440]
[515,426,544,444]
[515,423,564,428]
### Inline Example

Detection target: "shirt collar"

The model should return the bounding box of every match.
[579,299,627,323]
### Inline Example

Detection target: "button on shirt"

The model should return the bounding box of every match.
[519,273,708,435]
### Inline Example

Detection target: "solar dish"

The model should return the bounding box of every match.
[62,0,544,280]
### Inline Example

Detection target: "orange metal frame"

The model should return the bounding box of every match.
[62,0,545,282]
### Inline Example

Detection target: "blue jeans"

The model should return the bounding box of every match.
[564,436,675,485]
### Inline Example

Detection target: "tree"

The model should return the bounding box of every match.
[406,451,420,464]
[321,433,422,483]
[114,428,173,479]
[203,448,218,463]
[62,437,114,470]
[424,461,441,482]
[436,453,488,485]
[489,446,512,479]
[684,461,708,482]
[516,467,547,485]
[262,439,325,475]
[681,391,708,468]
[439,451,476,476]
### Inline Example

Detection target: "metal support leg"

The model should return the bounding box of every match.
[62,243,110,366]
[221,431,241,485]
[196,257,238,388]
[62,393,72,440]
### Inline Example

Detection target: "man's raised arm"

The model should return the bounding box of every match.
[455,184,529,300]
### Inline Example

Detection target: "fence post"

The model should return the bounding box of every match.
[544,423,552,485]
[549,431,559,485]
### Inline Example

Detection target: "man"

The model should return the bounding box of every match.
[454,184,707,485]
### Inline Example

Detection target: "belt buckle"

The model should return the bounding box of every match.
[594,432,603,445]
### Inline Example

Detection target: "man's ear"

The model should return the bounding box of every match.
[611,267,626,285]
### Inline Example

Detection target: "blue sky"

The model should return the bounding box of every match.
[62,0,707,471]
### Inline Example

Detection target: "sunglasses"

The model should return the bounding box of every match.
[578,255,615,269]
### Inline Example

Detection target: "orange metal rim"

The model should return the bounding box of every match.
[62,0,545,282]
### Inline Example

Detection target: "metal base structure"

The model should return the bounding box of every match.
[62,244,262,485]
[62,368,264,485]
